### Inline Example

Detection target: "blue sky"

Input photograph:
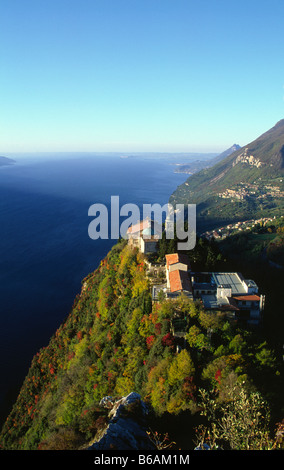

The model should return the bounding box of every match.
[1,0,284,153]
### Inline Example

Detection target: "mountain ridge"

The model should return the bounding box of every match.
[170,120,284,231]
[173,144,241,175]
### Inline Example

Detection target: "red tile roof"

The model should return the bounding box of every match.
[169,269,192,293]
[127,219,151,234]
[165,253,190,269]
[233,295,260,301]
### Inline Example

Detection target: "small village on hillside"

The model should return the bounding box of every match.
[127,218,265,328]
[201,215,284,241]
[218,181,284,202]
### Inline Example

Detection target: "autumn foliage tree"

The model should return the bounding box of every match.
[0,239,282,451]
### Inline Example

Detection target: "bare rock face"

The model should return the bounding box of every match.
[233,148,264,168]
[87,393,155,450]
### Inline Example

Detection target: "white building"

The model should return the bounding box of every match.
[191,271,265,326]
[127,218,161,254]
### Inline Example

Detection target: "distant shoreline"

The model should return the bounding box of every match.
[0,156,16,167]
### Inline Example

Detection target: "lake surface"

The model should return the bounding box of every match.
[0,153,188,424]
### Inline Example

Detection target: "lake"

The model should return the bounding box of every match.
[0,153,188,425]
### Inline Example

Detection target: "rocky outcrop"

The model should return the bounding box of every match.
[87,393,155,451]
[233,148,265,168]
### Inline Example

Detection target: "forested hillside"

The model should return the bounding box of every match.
[170,120,284,231]
[0,240,283,450]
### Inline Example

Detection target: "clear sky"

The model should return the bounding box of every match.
[1,0,284,153]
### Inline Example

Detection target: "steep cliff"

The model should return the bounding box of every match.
[0,239,283,450]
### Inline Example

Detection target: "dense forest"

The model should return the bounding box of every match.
[0,238,283,450]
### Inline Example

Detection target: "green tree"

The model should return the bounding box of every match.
[229,334,246,354]
[167,349,195,387]
[255,346,277,370]
[199,310,225,332]
[196,385,282,450]
[186,325,211,351]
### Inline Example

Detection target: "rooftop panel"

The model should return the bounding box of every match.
[212,272,246,294]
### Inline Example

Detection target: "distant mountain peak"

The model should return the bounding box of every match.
[209,144,241,165]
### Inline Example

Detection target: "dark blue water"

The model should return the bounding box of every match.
[0,154,188,424]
